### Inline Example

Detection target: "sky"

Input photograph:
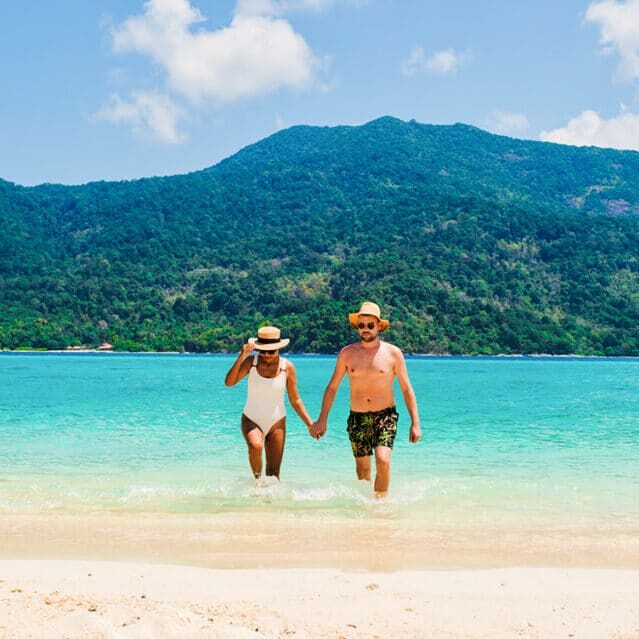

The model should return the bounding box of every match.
[2,0,639,186]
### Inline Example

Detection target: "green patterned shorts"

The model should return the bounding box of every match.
[347,406,398,457]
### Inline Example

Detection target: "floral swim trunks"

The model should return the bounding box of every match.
[346,405,398,457]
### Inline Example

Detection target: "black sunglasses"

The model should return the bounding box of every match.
[260,349,278,354]
[358,322,377,330]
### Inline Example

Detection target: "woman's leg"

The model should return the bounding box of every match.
[264,418,286,479]
[241,415,265,478]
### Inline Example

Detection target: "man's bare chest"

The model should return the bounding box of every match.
[346,354,394,380]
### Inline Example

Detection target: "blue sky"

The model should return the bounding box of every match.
[2,0,639,185]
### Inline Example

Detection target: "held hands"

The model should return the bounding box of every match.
[308,420,327,440]
[409,422,422,444]
[308,418,419,442]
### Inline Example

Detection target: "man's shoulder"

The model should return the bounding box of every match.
[337,342,362,362]
[380,340,403,355]
[340,342,360,355]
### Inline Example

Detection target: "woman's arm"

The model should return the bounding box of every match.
[285,361,314,431]
[224,343,255,386]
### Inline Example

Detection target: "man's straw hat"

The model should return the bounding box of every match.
[348,301,390,332]
[248,326,290,350]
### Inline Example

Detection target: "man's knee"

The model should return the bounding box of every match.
[375,447,392,469]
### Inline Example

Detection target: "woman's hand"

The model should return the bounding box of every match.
[309,420,326,440]
[241,342,256,358]
[224,343,255,386]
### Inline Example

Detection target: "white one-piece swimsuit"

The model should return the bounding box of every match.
[243,355,288,435]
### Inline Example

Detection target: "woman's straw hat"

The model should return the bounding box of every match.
[248,326,290,350]
[348,301,390,332]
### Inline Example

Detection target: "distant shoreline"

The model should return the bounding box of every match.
[1,349,637,359]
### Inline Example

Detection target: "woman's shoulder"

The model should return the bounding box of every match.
[240,353,258,369]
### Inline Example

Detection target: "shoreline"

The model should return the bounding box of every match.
[2,349,638,359]
[3,510,638,637]
[2,512,638,571]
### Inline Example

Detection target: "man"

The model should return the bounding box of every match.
[312,301,421,496]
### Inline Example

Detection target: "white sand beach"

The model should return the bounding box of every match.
[1,513,639,637]
[1,560,639,639]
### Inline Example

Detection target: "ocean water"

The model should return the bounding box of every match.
[1,352,638,531]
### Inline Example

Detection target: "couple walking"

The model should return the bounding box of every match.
[224,302,422,496]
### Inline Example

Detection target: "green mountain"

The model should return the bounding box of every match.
[1,116,638,354]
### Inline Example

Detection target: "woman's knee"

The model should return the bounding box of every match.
[247,439,264,454]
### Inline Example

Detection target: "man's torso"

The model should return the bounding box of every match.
[343,341,397,412]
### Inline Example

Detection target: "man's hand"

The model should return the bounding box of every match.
[409,423,421,444]
[310,420,327,440]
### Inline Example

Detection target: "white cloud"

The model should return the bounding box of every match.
[554,3,639,150]
[91,91,186,144]
[484,110,530,136]
[401,47,470,77]
[275,113,289,129]
[586,0,639,82]
[539,108,639,149]
[94,0,348,140]
[426,49,468,74]
[401,47,426,77]
[112,0,320,105]
[236,0,366,16]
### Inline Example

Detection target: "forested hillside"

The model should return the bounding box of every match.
[1,117,638,354]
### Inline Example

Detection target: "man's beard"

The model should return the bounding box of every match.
[360,333,377,343]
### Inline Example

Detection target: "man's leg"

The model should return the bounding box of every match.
[355,456,371,481]
[349,411,373,481]
[373,446,392,496]
[264,419,286,479]
[241,416,264,478]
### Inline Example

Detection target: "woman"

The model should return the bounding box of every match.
[224,325,314,479]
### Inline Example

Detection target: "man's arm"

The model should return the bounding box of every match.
[311,349,349,439]
[394,349,422,443]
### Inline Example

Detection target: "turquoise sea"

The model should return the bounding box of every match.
[1,353,638,531]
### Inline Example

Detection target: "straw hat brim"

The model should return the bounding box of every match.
[348,314,389,332]
[248,337,290,350]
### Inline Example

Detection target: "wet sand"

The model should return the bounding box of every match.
[1,512,638,570]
